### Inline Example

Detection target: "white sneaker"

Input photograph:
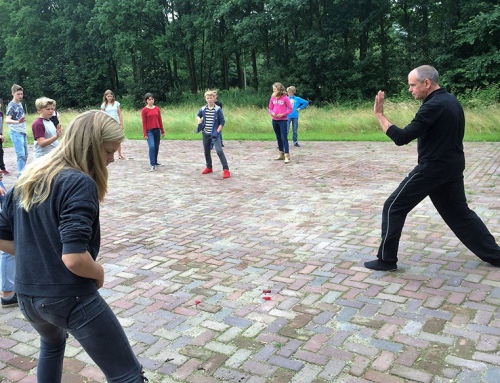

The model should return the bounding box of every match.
[155,162,164,167]
[149,166,156,172]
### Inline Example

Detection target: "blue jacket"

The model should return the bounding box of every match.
[287,95,309,119]
[196,105,225,139]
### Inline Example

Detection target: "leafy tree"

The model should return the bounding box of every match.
[1,0,498,106]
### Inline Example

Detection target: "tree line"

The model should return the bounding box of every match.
[0,0,498,109]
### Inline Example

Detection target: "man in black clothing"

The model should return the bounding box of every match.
[364,65,500,271]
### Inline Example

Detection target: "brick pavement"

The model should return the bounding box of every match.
[1,140,499,383]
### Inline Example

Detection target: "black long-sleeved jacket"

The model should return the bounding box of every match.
[386,88,465,178]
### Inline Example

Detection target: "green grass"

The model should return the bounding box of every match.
[5,102,500,145]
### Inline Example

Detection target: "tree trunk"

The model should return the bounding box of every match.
[235,51,245,89]
[108,57,119,91]
[221,54,229,90]
[251,49,258,90]
[186,47,197,94]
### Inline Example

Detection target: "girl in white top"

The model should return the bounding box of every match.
[101,90,124,159]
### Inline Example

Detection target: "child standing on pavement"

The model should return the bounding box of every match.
[5,84,28,176]
[141,93,165,172]
[286,86,309,147]
[269,82,293,163]
[101,90,124,159]
[197,90,230,179]
[0,99,10,175]
[32,97,62,159]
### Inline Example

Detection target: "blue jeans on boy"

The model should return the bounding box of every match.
[272,120,289,153]
[203,133,228,170]
[287,118,299,144]
[18,292,145,383]
[146,128,161,166]
[9,130,28,175]
[1,252,15,292]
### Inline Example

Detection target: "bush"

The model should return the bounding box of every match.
[458,83,500,108]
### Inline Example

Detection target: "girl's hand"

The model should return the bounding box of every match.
[95,264,105,289]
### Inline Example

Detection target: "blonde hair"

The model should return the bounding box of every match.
[204,90,216,97]
[14,110,124,211]
[102,89,115,106]
[35,97,56,110]
[272,82,286,98]
[286,86,296,94]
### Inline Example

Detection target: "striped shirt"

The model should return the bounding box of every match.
[203,107,216,134]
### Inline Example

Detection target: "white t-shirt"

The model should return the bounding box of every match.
[32,118,59,159]
[101,101,121,123]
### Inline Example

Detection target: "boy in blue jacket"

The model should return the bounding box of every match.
[286,86,309,147]
[196,90,230,179]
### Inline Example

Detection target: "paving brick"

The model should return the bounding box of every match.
[350,355,371,377]
[444,355,487,371]
[365,370,405,383]
[1,141,499,382]
[371,350,397,372]
[391,364,433,383]
[294,349,329,365]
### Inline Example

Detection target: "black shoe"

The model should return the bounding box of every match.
[364,259,397,271]
[1,293,18,308]
[294,143,300,147]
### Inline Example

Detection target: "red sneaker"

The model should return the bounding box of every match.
[223,169,230,179]
[202,167,213,174]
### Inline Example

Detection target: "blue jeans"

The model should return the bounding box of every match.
[146,128,161,166]
[272,120,289,153]
[202,133,228,170]
[1,252,15,292]
[287,118,299,144]
[9,130,29,175]
[18,292,145,383]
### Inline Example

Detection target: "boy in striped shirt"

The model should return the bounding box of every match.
[196,90,230,179]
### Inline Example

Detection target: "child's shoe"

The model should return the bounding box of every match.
[202,167,213,174]
[1,293,18,308]
[223,169,230,179]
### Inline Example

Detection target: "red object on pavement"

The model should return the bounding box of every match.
[195,300,201,305]
[262,289,271,294]
[263,296,271,301]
